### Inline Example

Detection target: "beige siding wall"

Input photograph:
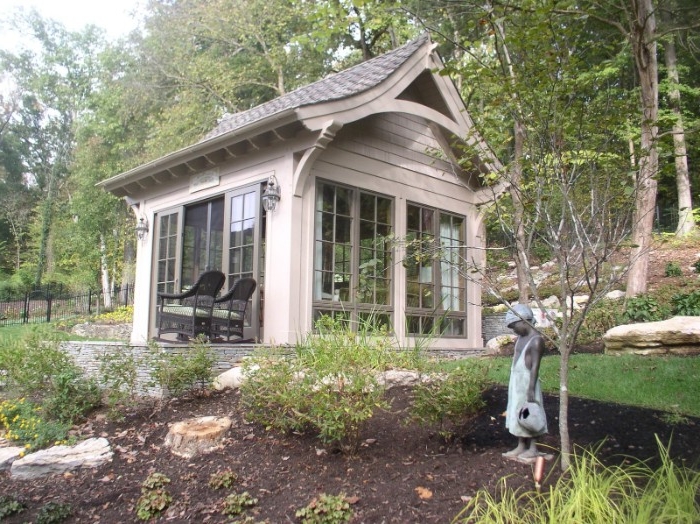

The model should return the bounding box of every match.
[304,113,484,349]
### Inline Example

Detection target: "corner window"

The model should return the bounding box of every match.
[313,181,393,329]
[406,204,466,336]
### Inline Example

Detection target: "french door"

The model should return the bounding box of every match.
[152,183,264,340]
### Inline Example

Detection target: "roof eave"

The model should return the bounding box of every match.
[98,108,299,194]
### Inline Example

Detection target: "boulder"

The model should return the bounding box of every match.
[10,437,112,480]
[0,447,25,471]
[213,367,246,390]
[605,290,625,300]
[603,316,700,355]
[485,335,516,356]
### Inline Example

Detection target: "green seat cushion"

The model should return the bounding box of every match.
[211,309,243,321]
[161,305,211,318]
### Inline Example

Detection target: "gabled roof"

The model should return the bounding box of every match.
[99,34,501,198]
[202,34,429,142]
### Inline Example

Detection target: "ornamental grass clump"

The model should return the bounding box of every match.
[453,438,700,523]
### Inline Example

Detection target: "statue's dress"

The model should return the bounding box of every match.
[505,339,547,437]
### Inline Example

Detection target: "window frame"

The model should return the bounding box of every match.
[405,202,467,338]
[312,180,394,330]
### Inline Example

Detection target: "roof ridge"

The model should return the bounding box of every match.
[201,33,430,142]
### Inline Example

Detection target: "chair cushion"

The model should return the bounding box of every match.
[211,309,243,321]
[161,305,211,318]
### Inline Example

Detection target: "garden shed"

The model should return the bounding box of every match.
[98,34,502,350]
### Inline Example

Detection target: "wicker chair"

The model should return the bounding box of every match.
[210,277,257,342]
[156,270,226,341]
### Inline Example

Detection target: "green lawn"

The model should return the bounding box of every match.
[475,353,700,418]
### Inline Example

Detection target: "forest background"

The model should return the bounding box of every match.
[0,0,698,300]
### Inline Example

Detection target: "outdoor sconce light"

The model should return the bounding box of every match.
[262,174,281,212]
[135,217,149,241]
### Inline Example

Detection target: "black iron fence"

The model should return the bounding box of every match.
[0,284,134,327]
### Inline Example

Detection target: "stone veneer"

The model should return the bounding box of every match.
[60,340,485,397]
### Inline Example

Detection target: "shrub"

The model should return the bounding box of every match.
[241,316,408,454]
[578,300,621,344]
[97,349,143,419]
[671,290,700,316]
[150,337,215,397]
[93,305,134,324]
[621,295,669,323]
[664,261,682,277]
[410,362,489,440]
[43,367,101,424]
[295,493,353,524]
[0,326,76,398]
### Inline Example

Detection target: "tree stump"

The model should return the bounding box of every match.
[164,416,232,458]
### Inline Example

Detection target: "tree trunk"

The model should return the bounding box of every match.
[626,0,659,298]
[558,344,571,471]
[512,120,530,303]
[100,234,113,310]
[661,13,694,236]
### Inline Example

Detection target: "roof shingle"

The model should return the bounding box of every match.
[202,34,429,142]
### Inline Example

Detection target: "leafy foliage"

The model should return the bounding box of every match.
[35,502,72,524]
[241,316,417,454]
[222,492,258,517]
[621,295,669,323]
[209,469,239,490]
[0,398,70,451]
[136,473,172,521]
[0,494,26,519]
[150,337,215,397]
[410,363,490,440]
[665,261,682,277]
[295,493,353,524]
[671,290,700,316]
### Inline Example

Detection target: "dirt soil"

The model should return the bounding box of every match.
[2,238,700,523]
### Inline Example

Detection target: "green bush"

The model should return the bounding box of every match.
[43,367,101,424]
[0,326,76,398]
[150,337,215,397]
[671,290,700,316]
[621,295,669,323]
[578,300,621,343]
[410,362,489,440]
[97,349,143,419]
[665,261,682,277]
[0,494,26,519]
[241,316,411,454]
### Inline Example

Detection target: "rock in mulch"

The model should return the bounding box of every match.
[0,447,25,471]
[10,437,112,480]
[604,316,700,355]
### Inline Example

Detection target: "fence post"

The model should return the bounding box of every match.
[46,291,52,323]
[23,292,29,324]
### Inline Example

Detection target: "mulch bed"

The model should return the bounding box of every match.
[1,371,698,523]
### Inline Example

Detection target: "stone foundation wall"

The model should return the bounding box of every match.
[482,313,508,345]
[60,341,487,397]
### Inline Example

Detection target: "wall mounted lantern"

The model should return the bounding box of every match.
[135,217,149,241]
[261,174,281,212]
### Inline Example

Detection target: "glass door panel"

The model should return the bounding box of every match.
[181,198,224,290]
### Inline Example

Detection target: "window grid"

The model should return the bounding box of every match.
[406,204,466,337]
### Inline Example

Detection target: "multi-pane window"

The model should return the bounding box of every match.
[313,181,392,329]
[406,204,466,336]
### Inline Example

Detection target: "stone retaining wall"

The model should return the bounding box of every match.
[482,313,508,345]
[60,340,486,397]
